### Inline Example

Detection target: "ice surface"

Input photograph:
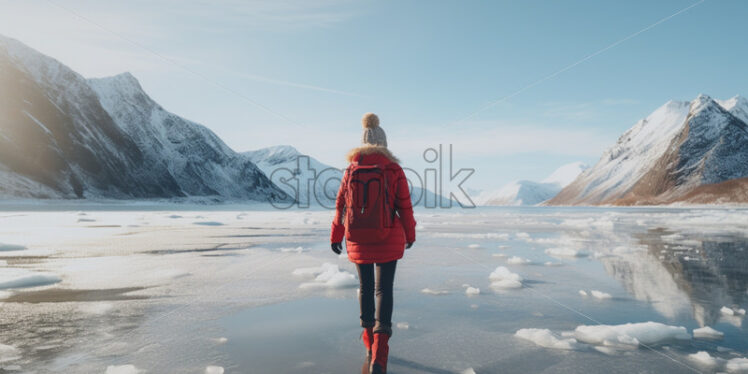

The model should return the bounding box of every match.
[293,263,357,289]
[693,326,724,340]
[205,366,224,374]
[515,328,582,350]
[1,207,747,373]
[489,266,523,289]
[105,365,143,374]
[0,344,20,363]
[574,322,690,347]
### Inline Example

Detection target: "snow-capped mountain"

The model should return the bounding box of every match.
[475,162,587,206]
[548,95,748,205]
[0,35,286,201]
[245,145,455,207]
[244,145,341,206]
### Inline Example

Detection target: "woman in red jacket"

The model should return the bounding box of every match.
[330,113,416,374]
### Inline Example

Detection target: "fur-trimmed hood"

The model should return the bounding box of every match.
[346,145,399,164]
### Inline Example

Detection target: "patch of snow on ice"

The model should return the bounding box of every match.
[590,290,612,299]
[280,246,307,253]
[489,266,523,289]
[687,351,722,368]
[574,322,690,347]
[727,357,748,372]
[468,244,481,249]
[515,232,530,240]
[693,326,724,340]
[210,337,228,345]
[396,322,409,330]
[506,256,531,265]
[460,368,477,374]
[0,344,21,363]
[465,287,480,296]
[293,263,357,289]
[515,328,582,350]
[78,302,114,315]
[579,290,588,297]
[205,366,224,374]
[421,288,449,296]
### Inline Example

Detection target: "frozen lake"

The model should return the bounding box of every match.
[1,205,747,373]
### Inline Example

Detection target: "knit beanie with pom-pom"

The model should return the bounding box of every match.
[361,112,387,147]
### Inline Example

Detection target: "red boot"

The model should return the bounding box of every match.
[362,327,374,357]
[369,332,390,374]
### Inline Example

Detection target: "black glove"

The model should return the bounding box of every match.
[331,242,343,255]
[406,242,414,249]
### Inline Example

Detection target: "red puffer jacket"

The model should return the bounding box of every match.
[330,146,416,264]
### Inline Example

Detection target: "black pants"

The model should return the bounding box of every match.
[356,260,397,334]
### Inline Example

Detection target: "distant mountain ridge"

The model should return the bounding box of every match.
[548,95,748,205]
[475,162,587,206]
[245,145,455,207]
[0,35,286,201]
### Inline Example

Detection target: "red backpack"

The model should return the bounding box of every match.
[343,157,395,243]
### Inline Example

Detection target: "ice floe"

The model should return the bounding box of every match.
[688,351,722,368]
[574,322,690,347]
[693,326,724,340]
[292,263,357,289]
[515,328,582,350]
[727,357,748,372]
[489,266,523,289]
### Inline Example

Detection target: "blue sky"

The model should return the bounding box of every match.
[1,0,746,191]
